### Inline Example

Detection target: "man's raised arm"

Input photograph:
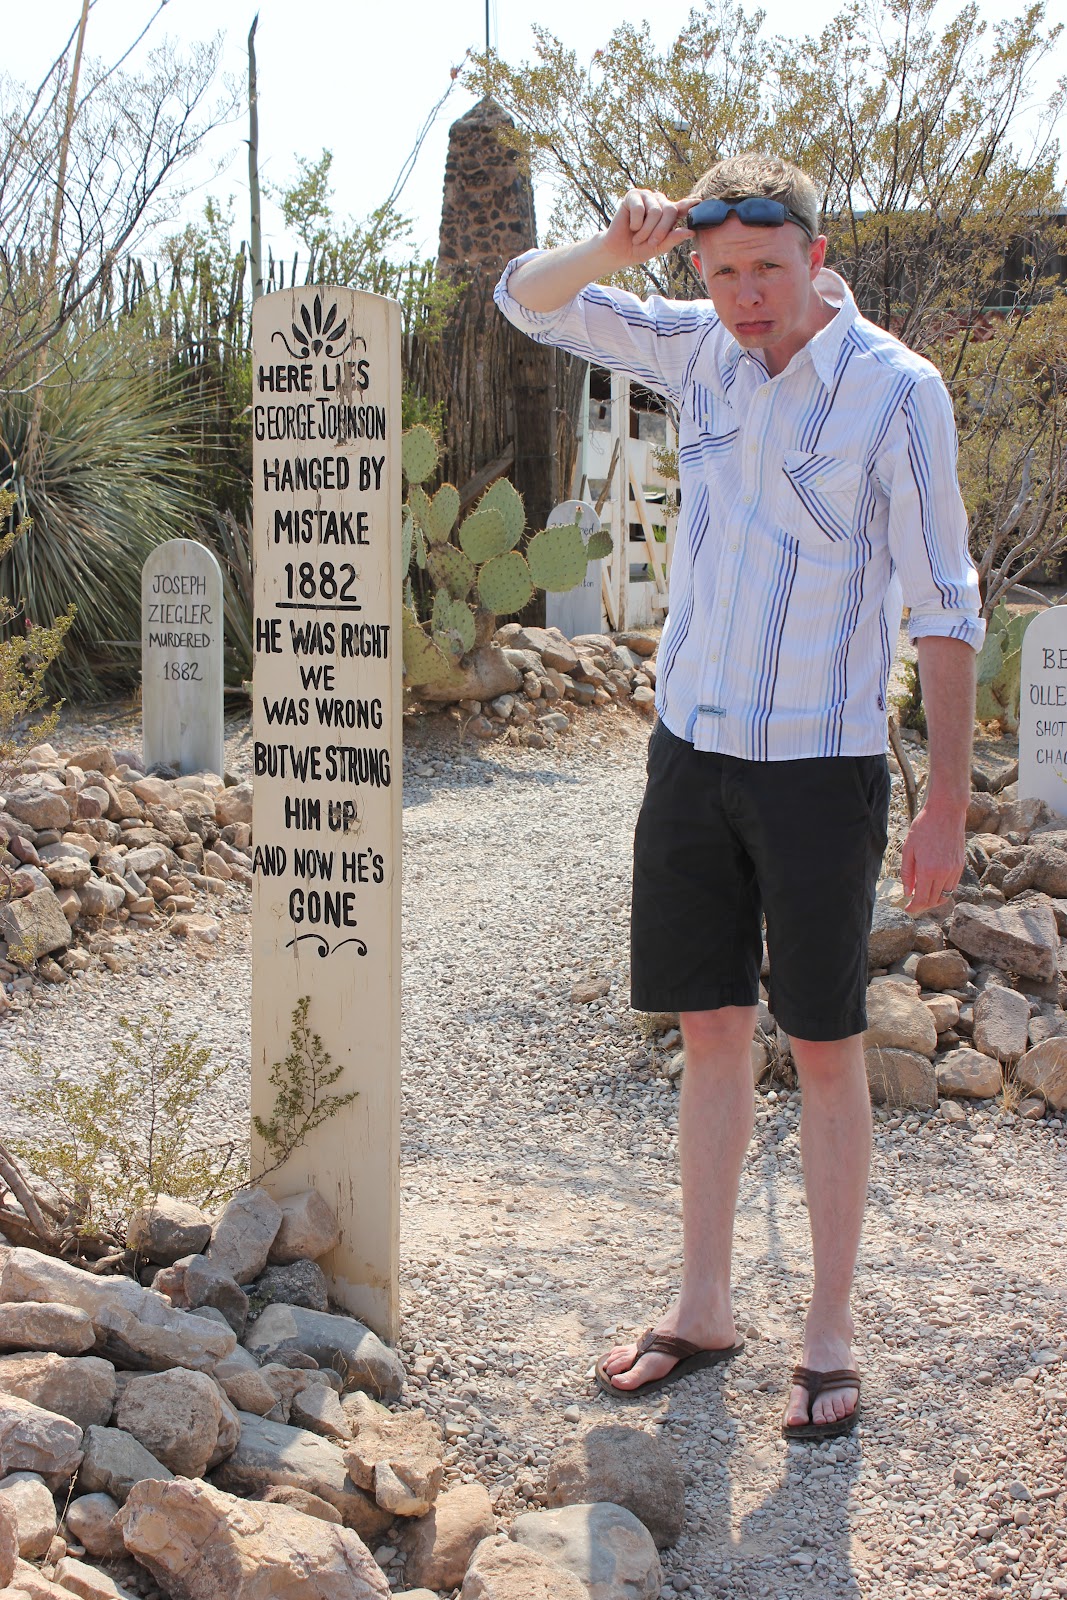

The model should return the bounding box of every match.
[507,189,697,313]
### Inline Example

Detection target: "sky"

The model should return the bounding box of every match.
[4,0,1062,270]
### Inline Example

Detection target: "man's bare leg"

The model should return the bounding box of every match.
[600,1004,756,1390]
[784,1033,871,1428]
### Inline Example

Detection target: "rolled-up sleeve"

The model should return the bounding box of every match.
[494,250,713,405]
[880,373,985,652]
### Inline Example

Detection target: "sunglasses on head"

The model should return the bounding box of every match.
[686,196,814,240]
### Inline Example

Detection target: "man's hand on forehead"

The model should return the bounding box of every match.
[605,187,700,269]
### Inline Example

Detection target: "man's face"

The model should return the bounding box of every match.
[691,218,828,359]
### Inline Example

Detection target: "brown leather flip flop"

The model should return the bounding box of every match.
[595,1327,745,1399]
[781,1365,862,1441]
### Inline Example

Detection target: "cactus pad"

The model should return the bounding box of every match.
[478,550,534,615]
[427,543,476,599]
[585,528,613,561]
[402,605,456,686]
[401,509,414,574]
[426,483,460,544]
[402,425,438,484]
[478,478,525,548]
[458,507,509,564]
[408,484,432,530]
[527,524,589,592]
[414,524,427,569]
[431,592,476,659]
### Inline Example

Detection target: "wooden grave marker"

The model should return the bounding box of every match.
[250,287,402,1337]
[545,500,604,639]
[142,539,224,777]
[1020,605,1067,820]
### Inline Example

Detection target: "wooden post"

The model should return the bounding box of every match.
[610,372,631,631]
[142,540,224,777]
[250,287,402,1338]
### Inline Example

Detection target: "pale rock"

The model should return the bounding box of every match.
[0,890,71,964]
[0,1505,13,1590]
[923,993,959,1034]
[1016,1037,1067,1111]
[243,1305,403,1401]
[51,1557,138,1600]
[40,858,90,891]
[169,913,220,941]
[202,850,232,880]
[288,1385,349,1445]
[415,647,521,705]
[863,984,937,1057]
[972,984,1031,1062]
[571,978,610,1004]
[939,1099,968,1124]
[0,1249,235,1373]
[0,1473,56,1558]
[936,1049,1004,1100]
[0,1356,115,1432]
[119,1475,390,1600]
[213,1366,277,1418]
[113,1369,222,1478]
[206,1190,282,1286]
[63,1494,124,1560]
[996,794,1054,837]
[208,1391,240,1472]
[511,1502,662,1600]
[947,898,1059,981]
[213,782,253,829]
[77,1427,172,1504]
[867,902,917,968]
[76,881,125,919]
[401,1482,495,1592]
[545,1425,684,1549]
[1028,1007,1067,1046]
[9,1559,76,1599]
[2,795,70,832]
[864,1047,938,1109]
[251,1261,328,1314]
[392,1593,439,1600]
[0,1306,94,1357]
[343,1400,442,1518]
[1018,1095,1047,1119]
[126,1198,211,1266]
[258,1485,341,1524]
[914,949,971,990]
[462,1535,586,1600]
[0,1397,82,1483]
[510,627,578,674]
[181,1256,249,1336]
[75,788,110,822]
[267,1191,341,1266]
[65,748,116,779]
[208,1411,390,1543]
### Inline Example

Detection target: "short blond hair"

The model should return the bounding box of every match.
[693,154,820,241]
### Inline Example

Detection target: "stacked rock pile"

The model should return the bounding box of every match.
[0,744,253,1006]
[417,625,658,745]
[0,1186,675,1600]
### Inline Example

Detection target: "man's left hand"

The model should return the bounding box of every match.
[900,798,967,915]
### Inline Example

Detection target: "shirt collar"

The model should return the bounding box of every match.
[717,268,859,392]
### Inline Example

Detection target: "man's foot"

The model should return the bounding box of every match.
[597,1304,740,1394]
[783,1325,859,1430]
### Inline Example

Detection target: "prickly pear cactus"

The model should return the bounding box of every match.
[975,602,1033,730]
[402,425,438,485]
[478,550,535,615]
[527,524,589,593]
[399,426,595,694]
[585,528,613,561]
[459,507,510,565]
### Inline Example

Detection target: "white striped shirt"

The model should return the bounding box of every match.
[495,254,984,760]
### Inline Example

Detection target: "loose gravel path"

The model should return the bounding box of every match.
[3,701,1066,1600]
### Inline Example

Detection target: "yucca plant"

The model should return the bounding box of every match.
[0,321,207,699]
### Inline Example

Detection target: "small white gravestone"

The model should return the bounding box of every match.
[142,539,224,776]
[1020,605,1067,819]
[545,500,604,638]
[250,286,401,1338]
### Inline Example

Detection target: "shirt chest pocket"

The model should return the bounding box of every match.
[688,383,738,459]
[778,451,865,546]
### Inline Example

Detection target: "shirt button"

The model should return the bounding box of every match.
[730,542,739,552]
[743,494,752,504]
[720,599,728,610]
[709,653,719,663]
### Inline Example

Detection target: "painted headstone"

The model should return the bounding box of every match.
[1020,605,1067,819]
[545,500,604,638]
[142,539,224,777]
[250,287,401,1337]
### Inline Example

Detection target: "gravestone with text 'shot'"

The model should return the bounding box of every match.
[250,288,401,1337]
[1020,605,1067,820]
[142,540,224,777]
[545,500,604,639]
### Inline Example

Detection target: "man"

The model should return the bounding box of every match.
[494,154,982,1440]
